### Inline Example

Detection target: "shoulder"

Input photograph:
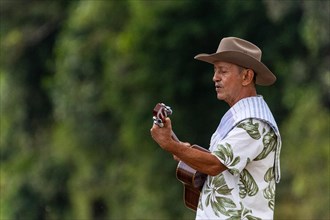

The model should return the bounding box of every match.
[234,118,274,140]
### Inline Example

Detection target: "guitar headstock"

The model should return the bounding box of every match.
[153,103,173,128]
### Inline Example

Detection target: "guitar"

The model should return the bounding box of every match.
[153,103,208,211]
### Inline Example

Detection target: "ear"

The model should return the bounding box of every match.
[242,69,255,86]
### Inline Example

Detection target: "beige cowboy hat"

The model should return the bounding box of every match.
[194,37,276,86]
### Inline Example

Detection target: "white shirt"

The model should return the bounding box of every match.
[196,119,277,219]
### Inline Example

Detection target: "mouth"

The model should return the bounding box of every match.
[215,84,222,90]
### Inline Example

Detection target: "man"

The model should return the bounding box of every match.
[150,37,281,219]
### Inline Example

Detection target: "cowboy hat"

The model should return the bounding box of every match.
[194,37,276,86]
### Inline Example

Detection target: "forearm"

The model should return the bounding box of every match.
[165,140,227,176]
[150,117,226,176]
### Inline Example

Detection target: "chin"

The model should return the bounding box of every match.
[216,93,223,100]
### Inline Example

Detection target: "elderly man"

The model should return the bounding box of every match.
[150,37,281,219]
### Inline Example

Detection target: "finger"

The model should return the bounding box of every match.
[173,155,180,161]
[150,127,157,137]
[150,123,158,131]
[164,117,172,129]
[180,142,191,149]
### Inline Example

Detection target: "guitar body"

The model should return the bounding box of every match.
[182,185,202,211]
[176,145,209,211]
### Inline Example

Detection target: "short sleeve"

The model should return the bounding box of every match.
[211,119,267,176]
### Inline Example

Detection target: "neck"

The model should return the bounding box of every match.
[227,87,257,107]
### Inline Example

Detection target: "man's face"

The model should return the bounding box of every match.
[213,61,244,106]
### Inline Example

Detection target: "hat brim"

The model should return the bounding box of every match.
[194,51,276,86]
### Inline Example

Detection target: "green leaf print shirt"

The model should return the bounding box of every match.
[196,119,277,220]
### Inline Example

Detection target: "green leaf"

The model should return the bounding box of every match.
[214,143,241,169]
[213,196,236,216]
[255,130,277,161]
[263,180,275,210]
[237,119,261,140]
[264,167,274,182]
[239,169,259,198]
[246,215,262,220]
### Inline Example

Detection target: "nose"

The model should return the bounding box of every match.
[213,72,220,82]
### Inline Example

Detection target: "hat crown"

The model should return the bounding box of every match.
[217,37,262,61]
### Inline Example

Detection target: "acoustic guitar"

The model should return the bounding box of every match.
[153,103,208,211]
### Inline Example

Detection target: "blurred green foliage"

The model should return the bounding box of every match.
[0,0,329,219]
